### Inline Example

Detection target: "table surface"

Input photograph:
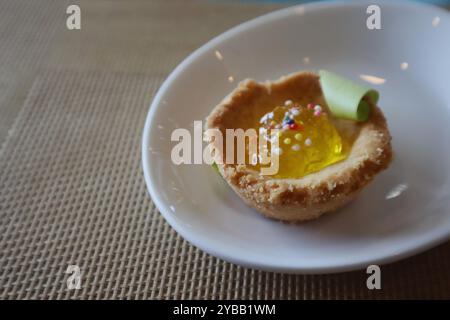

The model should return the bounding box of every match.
[1,0,449,299]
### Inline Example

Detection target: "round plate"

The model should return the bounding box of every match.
[142,1,450,273]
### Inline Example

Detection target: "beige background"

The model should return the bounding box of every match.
[1,0,449,299]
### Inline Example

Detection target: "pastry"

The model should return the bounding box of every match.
[205,71,392,222]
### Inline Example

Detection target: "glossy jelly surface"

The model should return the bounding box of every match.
[252,101,350,178]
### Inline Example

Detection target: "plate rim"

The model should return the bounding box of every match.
[142,0,450,274]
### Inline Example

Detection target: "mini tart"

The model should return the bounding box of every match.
[205,71,393,222]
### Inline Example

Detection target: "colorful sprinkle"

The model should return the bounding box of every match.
[291,144,301,151]
[283,138,291,145]
[314,105,322,112]
[284,100,293,106]
[305,138,312,146]
[307,103,314,109]
[283,115,294,125]
[291,108,300,116]
[314,110,322,117]
[294,133,303,141]
[289,123,299,130]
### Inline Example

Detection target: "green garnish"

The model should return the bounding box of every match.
[319,70,379,122]
[212,162,219,174]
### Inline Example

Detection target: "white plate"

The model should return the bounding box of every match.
[142,0,450,273]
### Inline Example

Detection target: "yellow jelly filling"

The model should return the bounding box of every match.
[250,101,351,179]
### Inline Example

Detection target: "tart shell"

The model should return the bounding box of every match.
[205,71,393,222]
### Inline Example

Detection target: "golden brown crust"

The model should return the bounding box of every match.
[205,71,393,222]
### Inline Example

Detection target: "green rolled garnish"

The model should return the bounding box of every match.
[319,70,379,122]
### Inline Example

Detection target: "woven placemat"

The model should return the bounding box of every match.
[1,0,450,300]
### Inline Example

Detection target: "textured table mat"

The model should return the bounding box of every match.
[1,0,450,299]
